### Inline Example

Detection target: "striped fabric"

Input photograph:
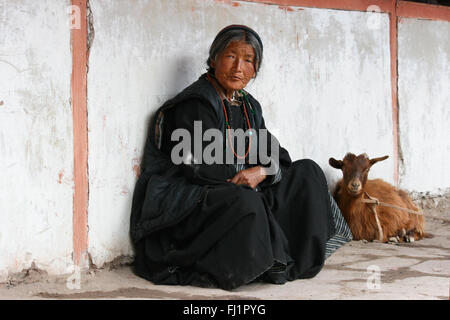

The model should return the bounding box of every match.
[234,163,246,173]
[271,165,282,184]
[325,191,353,259]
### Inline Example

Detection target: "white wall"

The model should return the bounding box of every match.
[0,0,73,281]
[86,0,394,266]
[398,19,450,194]
[244,6,394,188]
[87,0,214,267]
[0,0,448,277]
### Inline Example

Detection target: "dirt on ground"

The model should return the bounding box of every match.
[1,196,449,300]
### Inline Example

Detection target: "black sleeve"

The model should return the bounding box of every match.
[170,98,236,185]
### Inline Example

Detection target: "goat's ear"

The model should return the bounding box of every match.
[369,155,389,166]
[329,157,343,169]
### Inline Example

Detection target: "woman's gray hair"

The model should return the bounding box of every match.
[207,28,263,77]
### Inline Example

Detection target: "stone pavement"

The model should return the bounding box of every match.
[1,210,448,300]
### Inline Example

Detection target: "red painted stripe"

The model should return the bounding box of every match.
[238,0,394,12]
[239,0,450,21]
[398,0,450,22]
[71,0,89,267]
[389,1,399,185]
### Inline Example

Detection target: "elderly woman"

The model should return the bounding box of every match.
[130,25,352,290]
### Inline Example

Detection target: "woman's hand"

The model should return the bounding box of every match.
[227,166,267,189]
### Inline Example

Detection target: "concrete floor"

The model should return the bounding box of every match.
[1,208,449,300]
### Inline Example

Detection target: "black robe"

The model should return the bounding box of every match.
[130,74,336,290]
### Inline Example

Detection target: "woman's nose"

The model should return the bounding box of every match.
[233,58,243,71]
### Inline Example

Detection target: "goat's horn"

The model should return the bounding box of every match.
[370,155,389,165]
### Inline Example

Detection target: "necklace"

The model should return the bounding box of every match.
[206,74,252,159]
[230,91,238,103]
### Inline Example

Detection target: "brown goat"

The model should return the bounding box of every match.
[329,153,426,243]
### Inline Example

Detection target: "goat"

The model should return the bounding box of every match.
[329,153,426,243]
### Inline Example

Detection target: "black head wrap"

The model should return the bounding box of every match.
[213,24,263,52]
[208,25,263,76]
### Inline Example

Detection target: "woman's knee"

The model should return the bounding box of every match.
[293,159,327,184]
[294,158,321,173]
[231,186,265,209]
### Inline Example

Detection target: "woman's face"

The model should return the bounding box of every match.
[211,41,256,95]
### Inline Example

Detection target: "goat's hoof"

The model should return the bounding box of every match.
[388,236,399,243]
[405,235,415,243]
[400,229,406,237]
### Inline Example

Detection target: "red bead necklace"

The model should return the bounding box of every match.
[207,73,252,159]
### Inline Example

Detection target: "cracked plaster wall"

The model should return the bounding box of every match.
[398,18,450,195]
[0,0,74,281]
[86,0,394,267]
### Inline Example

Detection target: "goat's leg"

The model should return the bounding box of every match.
[405,213,426,241]
[405,229,419,242]
[395,228,407,242]
[389,228,406,243]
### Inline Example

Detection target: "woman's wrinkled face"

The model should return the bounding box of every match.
[211,41,256,94]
